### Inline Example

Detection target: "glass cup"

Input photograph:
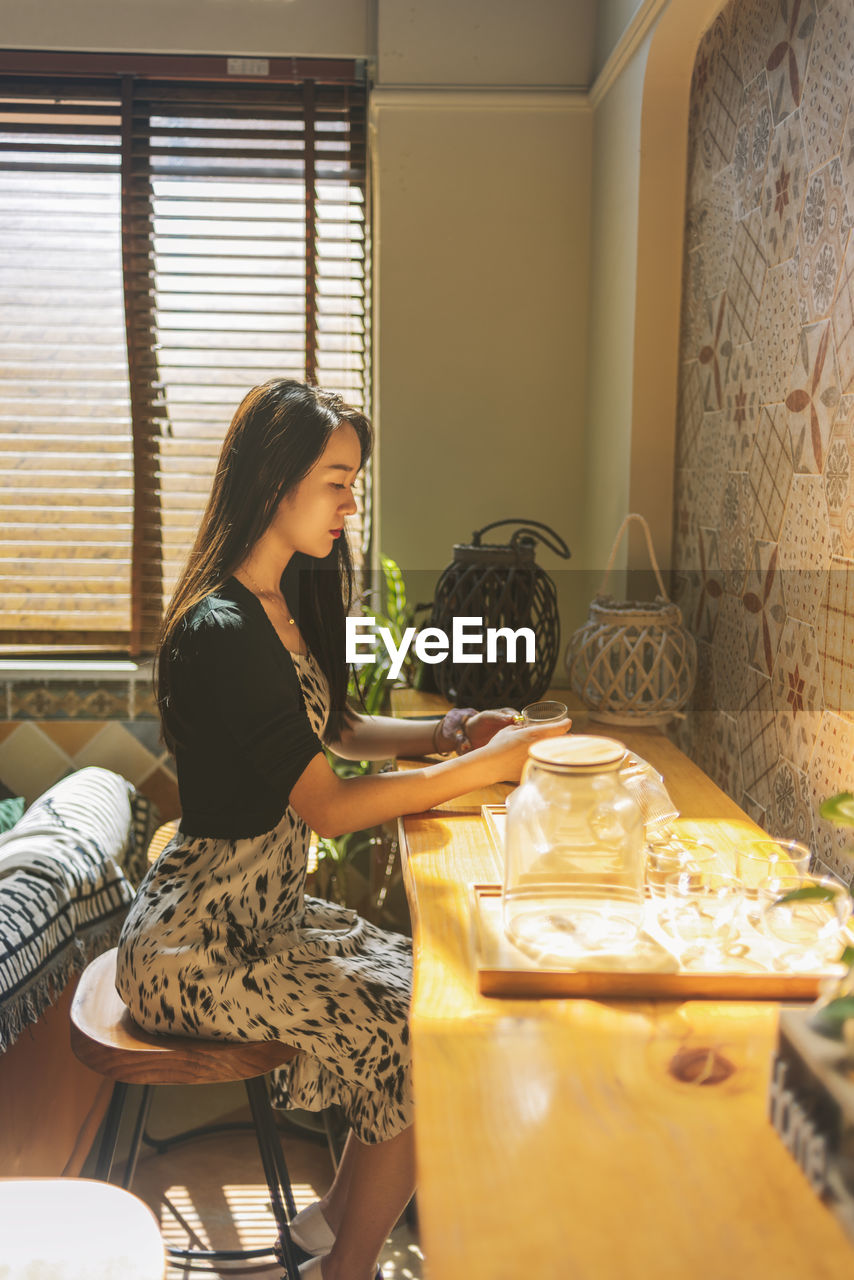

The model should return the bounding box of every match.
[737,839,811,923]
[519,700,568,724]
[645,832,721,898]
[663,870,744,968]
[759,874,852,971]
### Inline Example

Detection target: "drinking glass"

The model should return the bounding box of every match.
[737,839,811,892]
[759,875,851,971]
[664,870,744,968]
[645,833,721,898]
[520,700,568,724]
[737,839,811,924]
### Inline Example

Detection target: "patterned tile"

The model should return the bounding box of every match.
[690,526,724,642]
[135,764,180,823]
[737,667,780,809]
[824,393,854,554]
[740,790,769,829]
[748,405,793,540]
[799,0,854,172]
[677,361,705,469]
[779,473,833,625]
[696,460,727,532]
[733,72,773,218]
[71,721,159,786]
[710,710,745,804]
[698,293,731,410]
[726,207,767,342]
[722,342,761,467]
[131,675,159,720]
[0,722,70,805]
[761,109,808,267]
[9,680,131,720]
[785,320,841,473]
[38,719,103,756]
[754,258,801,402]
[743,539,786,674]
[770,757,817,845]
[763,0,817,125]
[718,469,753,594]
[712,592,750,712]
[772,616,824,770]
[124,718,165,756]
[681,246,707,355]
[806,710,854,873]
[703,166,740,296]
[831,230,854,394]
[695,12,744,174]
[839,96,854,225]
[734,0,782,85]
[794,157,851,323]
[818,557,854,716]
[673,467,700,554]
[697,410,729,474]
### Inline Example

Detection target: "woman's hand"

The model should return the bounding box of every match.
[461,707,519,752]
[476,716,572,782]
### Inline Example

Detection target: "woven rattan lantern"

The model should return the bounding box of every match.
[429,519,571,707]
[565,514,697,727]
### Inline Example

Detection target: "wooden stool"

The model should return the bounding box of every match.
[70,946,303,1279]
[0,1177,166,1279]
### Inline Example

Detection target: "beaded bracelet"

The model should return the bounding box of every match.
[432,707,477,756]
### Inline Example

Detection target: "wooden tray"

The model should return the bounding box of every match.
[470,885,838,999]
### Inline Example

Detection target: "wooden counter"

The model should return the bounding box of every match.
[393,692,853,1280]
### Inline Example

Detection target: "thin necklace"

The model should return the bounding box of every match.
[243,566,295,626]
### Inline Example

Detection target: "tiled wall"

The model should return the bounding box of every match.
[0,668,179,818]
[673,0,854,882]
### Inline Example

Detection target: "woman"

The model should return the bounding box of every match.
[116,379,569,1280]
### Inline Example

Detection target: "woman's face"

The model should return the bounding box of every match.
[271,420,362,561]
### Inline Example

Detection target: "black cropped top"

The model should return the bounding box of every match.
[168,578,324,838]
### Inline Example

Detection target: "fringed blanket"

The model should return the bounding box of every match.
[0,767,137,1052]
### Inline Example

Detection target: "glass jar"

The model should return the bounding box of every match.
[503,735,644,961]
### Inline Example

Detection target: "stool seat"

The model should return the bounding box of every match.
[69,944,304,1278]
[0,1177,165,1279]
[71,948,297,1084]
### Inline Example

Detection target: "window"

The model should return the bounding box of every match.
[0,54,369,654]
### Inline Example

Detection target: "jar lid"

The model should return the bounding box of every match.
[528,734,626,770]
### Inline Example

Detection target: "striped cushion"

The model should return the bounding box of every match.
[0,767,136,1052]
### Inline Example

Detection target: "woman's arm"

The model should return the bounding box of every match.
[327,708,519,761]
[291,717,570,838]
[326,712,440,761]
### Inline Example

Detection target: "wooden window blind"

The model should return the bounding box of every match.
[0,58,368,655]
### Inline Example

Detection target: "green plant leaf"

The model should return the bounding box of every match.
[839,945,854,969]
[810,995,854,1037]
[820,793,854,827]
[773,884,839,905]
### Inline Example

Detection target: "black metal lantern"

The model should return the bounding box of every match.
[429,519,571,708]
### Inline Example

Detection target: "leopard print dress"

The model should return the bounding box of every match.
[116,650,413,1144]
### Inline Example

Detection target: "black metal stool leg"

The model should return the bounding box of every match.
[121,1084,153,1191]
[94,1081,128,1182]
[246,1075,302,1280]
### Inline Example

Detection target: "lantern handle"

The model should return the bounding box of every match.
[598,512,669,600]
[471,519,571,560]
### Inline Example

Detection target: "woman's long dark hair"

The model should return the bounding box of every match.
[156,379,372,750]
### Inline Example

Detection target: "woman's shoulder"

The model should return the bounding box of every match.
[178,581,259,649]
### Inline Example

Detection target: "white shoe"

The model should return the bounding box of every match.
[290,1201,336,1256]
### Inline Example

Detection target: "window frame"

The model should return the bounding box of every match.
[0,50,370,658]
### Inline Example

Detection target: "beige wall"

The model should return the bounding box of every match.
[372,95,591,635]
